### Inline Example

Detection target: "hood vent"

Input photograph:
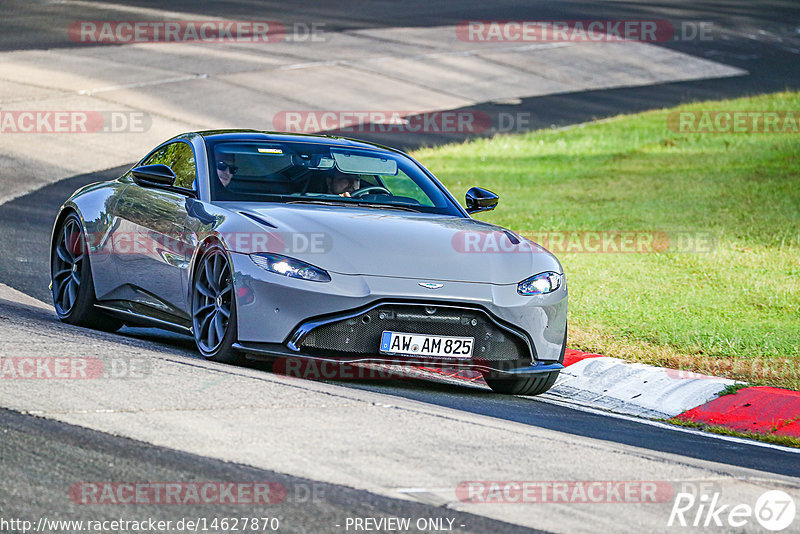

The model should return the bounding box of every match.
[504,230,520,245]
[239,211,277,229]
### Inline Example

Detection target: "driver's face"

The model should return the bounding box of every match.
[329,175,360,196]
[217,157,235,187]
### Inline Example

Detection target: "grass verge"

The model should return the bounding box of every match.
[413,91,800,389]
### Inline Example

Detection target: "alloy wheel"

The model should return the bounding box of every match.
[52,216,86,316]
[192,248,233,354]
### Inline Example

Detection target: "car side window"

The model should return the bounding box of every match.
[142,142,197,190]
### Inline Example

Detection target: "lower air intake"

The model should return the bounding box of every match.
[297,304,531,362]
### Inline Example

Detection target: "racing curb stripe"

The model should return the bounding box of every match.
[548,355,735,419]
[426,347,800,440]
[560,350,800,439]
[674,387,800,438]
[560,350,800,438]
[563,348,604,366]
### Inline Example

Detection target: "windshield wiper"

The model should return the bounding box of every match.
[286,199,421,212]
[286,199,351,207]
[351,201,421,212]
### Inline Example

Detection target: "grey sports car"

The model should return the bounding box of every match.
[50,130,567,395]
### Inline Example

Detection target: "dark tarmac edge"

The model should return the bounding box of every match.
[0,407,548,534]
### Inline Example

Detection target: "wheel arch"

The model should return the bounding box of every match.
[54,200,119,300]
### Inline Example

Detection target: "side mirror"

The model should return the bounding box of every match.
[465,187,499,214]
[131,164,177,187]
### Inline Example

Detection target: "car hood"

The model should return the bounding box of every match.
[222,203,562,284]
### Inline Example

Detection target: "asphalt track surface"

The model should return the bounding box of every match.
[2,171,800,481]
[2,1,800,532]
[3,0,800,149]
[0,408,542,534]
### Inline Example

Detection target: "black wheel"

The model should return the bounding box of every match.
[485,325,566,396]
[191,244,243,364]
[50,213,122,332]
[484,371,559,396]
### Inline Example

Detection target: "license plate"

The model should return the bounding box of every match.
[379,331,474,359]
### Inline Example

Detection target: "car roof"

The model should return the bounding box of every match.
[195,129,401,154]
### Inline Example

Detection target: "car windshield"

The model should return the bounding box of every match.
[207,140,463,216]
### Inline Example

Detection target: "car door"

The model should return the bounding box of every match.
[112,141,198,319]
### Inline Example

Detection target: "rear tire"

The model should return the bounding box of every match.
[51,213,122,332]
[484,371,559,396]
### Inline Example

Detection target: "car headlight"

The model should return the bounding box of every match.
[517,271,563,296]
[250,253,331,282]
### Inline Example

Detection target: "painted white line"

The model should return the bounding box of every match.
[77,73,209,95]
[279,60,340,71]
[534,393,800,454]
[277,41,573,71]
[422,41,573,58]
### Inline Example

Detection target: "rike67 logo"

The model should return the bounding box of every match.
[668,488,796,531]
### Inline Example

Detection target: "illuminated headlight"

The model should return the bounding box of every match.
[517,271,563,296]
[250,253,331,282]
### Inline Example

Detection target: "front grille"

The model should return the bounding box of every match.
[297,304,531,362]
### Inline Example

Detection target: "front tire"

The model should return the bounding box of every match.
[484,371,559,396]
[485,326,566,396]
[191,244,243,364]
[50,213,122,332]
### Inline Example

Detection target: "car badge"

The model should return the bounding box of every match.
[419,282,444,289]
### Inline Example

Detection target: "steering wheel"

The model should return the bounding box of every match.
[352,186,392,198]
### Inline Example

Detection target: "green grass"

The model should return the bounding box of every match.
[413,91,800,389]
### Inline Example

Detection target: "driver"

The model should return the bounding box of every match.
[216,153,237,187]
[326,174,360,197]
